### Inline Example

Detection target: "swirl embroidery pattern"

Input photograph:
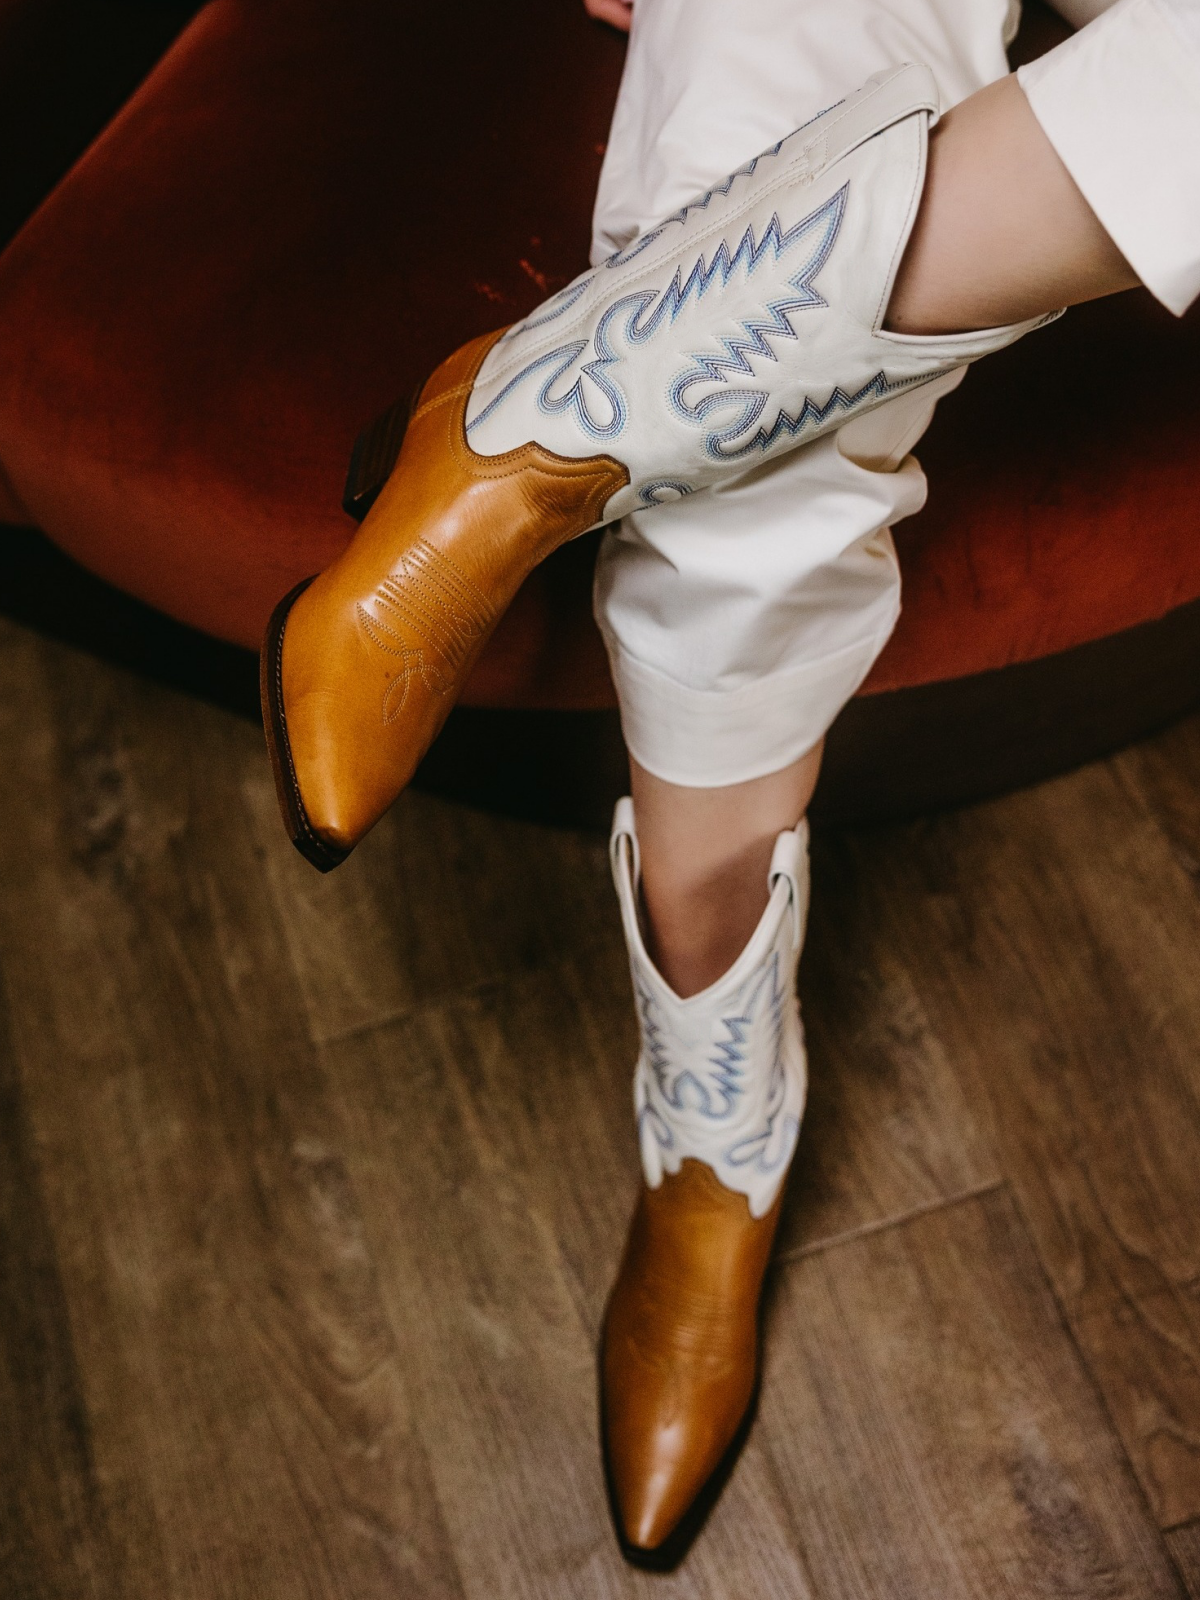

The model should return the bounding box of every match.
[469,183,902,464]
[636,950,798,1178]
[356,540,493,721]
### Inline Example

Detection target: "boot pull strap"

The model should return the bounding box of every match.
[612,799,809,953]
[609,797,647,959]
[769,820,812,952]
[610,797,641,889]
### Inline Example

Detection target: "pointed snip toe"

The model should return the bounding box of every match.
[259,327,628,870]
[602,1161,784,1561]
[261,574,350,873]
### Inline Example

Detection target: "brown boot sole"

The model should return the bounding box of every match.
[259,387,423,873]
[260,575,350,874]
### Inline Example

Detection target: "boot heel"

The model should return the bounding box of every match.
[342,388,421,522]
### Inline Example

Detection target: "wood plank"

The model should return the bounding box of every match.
[779,828,1001,1257]
[13,603,1200,1584]
[823,738,1200,1526]
[323,972,820,1598]
[241,763,619,1047]
[0,621,463,1599]
[902,761,1200,1312]
[1072,1286,1200,1529]
[1117,712,1200,874]
[823,768,1200,1315]
[759,1187,1182,1599]
[249,756,1003,1264]
[1167,1521,1200,1596]
[0,957,118,1599]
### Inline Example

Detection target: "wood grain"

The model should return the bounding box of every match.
[242,763,619,1047]
[1071,1279,1200,1528]
[761,1188,1183,1599]
[0,623,462,1598]
[779,829,1001,1257]
[0,957,118,1599]
[7,609,1200,1589]
[1167,1521,1200,1597]
[822,741,1200,1525]
[817,772,1200,1317]
[322,973,819,1597]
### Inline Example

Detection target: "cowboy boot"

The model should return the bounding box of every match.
[602,796,809,1557]
[262,62,1052,870]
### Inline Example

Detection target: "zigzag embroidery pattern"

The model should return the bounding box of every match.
[600,139,787,271]
[720,954,797,1175]
[632,973,734,1124]
[467,185,851,448]
[600,96,842,272]
[680,364,930,463]
[636,953,783,1127]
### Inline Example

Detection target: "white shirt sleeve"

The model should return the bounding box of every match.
[1017,0,1200,315]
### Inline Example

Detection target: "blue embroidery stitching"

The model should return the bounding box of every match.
[665,185,851,457]
[638,480,695,506]
[721,953,797,1173]
[503,277,592,339]
[726,1113,801,1175]
[637,1101,675,1154]
[638,954,787,1128]
[708,368,927,460]
[602,142,786,270]
[600,97,842,271]
[468,185,850,446]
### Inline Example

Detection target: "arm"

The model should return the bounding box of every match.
[584,0,633,33]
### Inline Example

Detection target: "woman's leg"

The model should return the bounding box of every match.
[592,0,1200,1555]
[618,0,1200,1020]
[630,747,822,997]
[629,64,1139,1003]
[887,72,1138,334]
[589,0,1026,1559]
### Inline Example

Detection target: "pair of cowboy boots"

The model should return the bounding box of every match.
[259,62,1050,1554]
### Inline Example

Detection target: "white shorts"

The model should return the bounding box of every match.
[590,0,1200,786]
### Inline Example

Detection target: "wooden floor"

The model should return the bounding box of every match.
[4,612,1200,1597]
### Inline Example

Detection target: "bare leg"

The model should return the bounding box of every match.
[630,743,823,997]
[637,74,1142,998]
[887,73,1139,334]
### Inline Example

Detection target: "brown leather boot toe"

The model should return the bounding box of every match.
[601,1160,784,1559]
[261,328,628,871]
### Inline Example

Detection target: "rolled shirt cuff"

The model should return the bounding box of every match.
[1018,0,1200,317]
[604,601,901,788]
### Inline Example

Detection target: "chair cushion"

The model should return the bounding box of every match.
[0,0,202,255]
[0,0,1197,734]
[0,0,625,706]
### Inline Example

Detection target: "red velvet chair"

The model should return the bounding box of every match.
[1,0,1198,825]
